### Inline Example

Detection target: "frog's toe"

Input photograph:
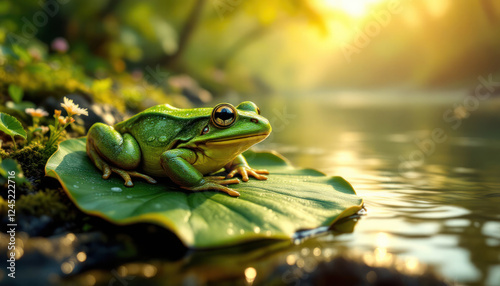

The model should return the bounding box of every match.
[226,169,238,179]
[102,164,112,179]
[226,167,268,181]
[183,183,240,197]
[253,169,269,175]
[108,167,157,187]
[247,169,268,181]
[128,171,157,184]
[88,143,114,180]
[216,186,240,197]
[110,167,134,186]
[204,175,226,181]
[205,176,240,185]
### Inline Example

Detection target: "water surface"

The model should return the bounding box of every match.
[255,91,500,285]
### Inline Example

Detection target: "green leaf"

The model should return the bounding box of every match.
[12,45,31,63]
[0,158,28,185]
[46,138,363,248]
[6,101,36,112]
[8,84,23,104]
[0,112,27,140]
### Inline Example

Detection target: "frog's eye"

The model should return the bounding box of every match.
[256,107,261,115]
[201,125,209,135]
[211,103,237,128]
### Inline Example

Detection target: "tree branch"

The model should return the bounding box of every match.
[161,0,207,68]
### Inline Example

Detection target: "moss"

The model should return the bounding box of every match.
[0,148,8,159]
[16,189,77,221]
[0,196,8,217]
[6,142,55,186]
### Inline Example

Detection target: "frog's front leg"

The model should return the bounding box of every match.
[160,149,241,197]
[225,154,269,181]
[87,123,157,186]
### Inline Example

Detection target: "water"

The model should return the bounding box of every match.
[255,91,500,285]
[111,187,123,192]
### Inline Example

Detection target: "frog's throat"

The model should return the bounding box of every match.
[204,134,268,146]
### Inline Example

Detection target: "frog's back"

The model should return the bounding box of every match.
[115,104,210,129]
[140,104,212,118]
[119,104,211,144]
[113,104,212,175]
[114,104,211,146]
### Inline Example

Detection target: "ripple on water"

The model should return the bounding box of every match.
[485,238,500,247]
[486,265,500,286]
[453,137,487,147]
[403,238,481,283]
[444,219,470,228]
[452,167,477,174]
[410,205,471,219]
[482,221,500,239]
[358,217,440,237]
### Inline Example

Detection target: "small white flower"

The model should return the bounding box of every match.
[25,108,49,118]
[61,97,88,117]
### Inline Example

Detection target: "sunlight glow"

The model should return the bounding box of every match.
[320,0,387,18]
[425,0,450,18]
[245,267,257,284]
[375,232,390,248]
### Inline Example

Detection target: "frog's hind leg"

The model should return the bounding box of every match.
[86,123,157,187]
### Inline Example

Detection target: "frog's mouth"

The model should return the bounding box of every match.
[205,134,269,146]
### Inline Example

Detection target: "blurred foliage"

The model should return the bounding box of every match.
[0,157,27,186]
[0,0,332,97]
[1,0,500,97]
[0,43,187,113]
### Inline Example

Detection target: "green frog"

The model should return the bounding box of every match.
[86,102,271,197]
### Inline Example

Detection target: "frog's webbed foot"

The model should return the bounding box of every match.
[226,166,269,182]
[182,176,241,197]
[87,142,156,187]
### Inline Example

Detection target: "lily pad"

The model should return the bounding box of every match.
[45,138,363,248]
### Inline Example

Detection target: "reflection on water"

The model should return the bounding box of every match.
[255,92,500,285]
